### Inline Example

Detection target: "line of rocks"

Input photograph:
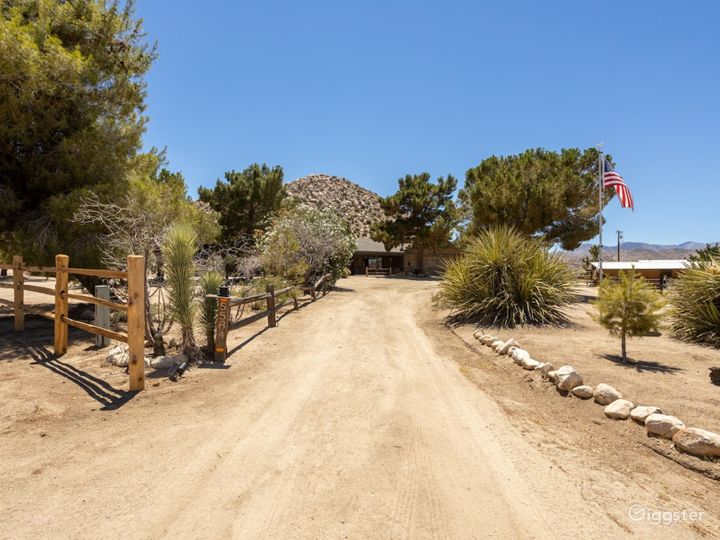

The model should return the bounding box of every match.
[472,330,720,459]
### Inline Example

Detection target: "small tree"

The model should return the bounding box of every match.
[581,244,601,280]
[596,271,664,361]
[163,223,198,351]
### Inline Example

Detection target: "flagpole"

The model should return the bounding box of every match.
[598,150,604,282]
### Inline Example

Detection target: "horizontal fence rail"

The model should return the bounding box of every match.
[0,254,146,391]
[211,273,332,363]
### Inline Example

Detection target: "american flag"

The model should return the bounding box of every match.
[603,160,634,210]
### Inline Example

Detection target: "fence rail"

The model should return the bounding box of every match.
[1,254,146,391]
[211,273,333,363]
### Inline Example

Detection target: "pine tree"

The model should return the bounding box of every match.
[596,271,664,361]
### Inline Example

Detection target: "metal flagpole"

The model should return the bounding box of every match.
[598,150,604,282]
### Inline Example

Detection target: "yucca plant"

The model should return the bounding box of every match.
[438,226,575,327]
[162,223,198,349]
[596,271,665,362]
[668,261,720,347]
[199,271,224,352]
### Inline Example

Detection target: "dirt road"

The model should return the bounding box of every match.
[0,277,715,538]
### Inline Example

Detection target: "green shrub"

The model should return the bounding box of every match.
[438,226,574,327]
[669,261,720,347]
[199,271,224,351]
[596,271,664,361]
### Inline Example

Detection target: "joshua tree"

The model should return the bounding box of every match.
[162,223,198,351]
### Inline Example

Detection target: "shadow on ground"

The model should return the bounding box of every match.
[602,354,684,374]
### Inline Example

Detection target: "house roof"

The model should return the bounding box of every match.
[590,260,689,271]
[355,237,405,254]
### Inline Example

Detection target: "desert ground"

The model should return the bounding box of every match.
[1,276,719,539]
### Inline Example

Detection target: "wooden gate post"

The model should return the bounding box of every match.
[266,284,276,328]
[12,255,23,331]
[54,254,69,355]
[127,255,146,391]
[214,294,230,363]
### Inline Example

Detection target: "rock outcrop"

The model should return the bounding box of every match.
[286,174,386,237]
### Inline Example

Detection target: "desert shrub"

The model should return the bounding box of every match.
[438,226,574,327]
[668,261,720,347]
[199,271,224,351]
[259,204,355,285]
[162,223,198,349]
[596,271,665,361]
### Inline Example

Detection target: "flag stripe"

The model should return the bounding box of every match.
[603,161,634,210]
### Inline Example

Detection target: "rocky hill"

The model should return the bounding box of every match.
[285,174,385,237]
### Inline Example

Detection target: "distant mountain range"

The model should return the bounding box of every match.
[565,241,717,262]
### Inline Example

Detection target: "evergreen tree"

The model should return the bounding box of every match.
[371,172,458,270]
[460,148,614,250]
[198,163,286,243]
[596,271,664,362]
[0,0,156,264]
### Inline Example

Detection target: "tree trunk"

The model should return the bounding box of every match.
[621,331,627,362]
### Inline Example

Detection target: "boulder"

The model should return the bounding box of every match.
[480,335,498,345]
[539,363,555,379]
[511,348,531,364]
[106,345,129,367]
[493,341,505,353]
[521,358,540,370]
[555,365,583,391]
[645,414,686,439]
[498,339,519,355]
[489,339,504,348]
[149,353,187,370]
[593,383,622,405]
[672,428,720,458]
[571,385,594,399]
[506,346,518,356]
[78,307,95,322]
[630,406,662,424]
[604,399,635,420]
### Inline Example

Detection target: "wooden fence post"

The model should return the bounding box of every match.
[94,285,110,348]
[12,255,23,331]
[54,254,69,355]
[266,284,276,328]
[127,255,145,391]
[214,293,230,363]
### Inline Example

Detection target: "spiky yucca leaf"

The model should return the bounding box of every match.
[199,271,224,351]
[669,261,720,347]
[162,223,198,348]
[438,226,574,327]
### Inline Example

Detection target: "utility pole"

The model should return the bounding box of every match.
[616,230,623,261]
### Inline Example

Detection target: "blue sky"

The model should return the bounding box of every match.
[135,0,719,246]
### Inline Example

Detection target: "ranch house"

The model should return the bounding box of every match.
[350,237,462,276]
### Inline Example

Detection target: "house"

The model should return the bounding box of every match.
[350,237,462,276]
[590,260,689,285]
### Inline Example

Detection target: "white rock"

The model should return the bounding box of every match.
[480,335,498,345]
[521,358,540,370]
[547,370,558,383]
[493,341,505,353]
[645,414,686,439]
[149,353,186,369]
[604,399,635,420]
[672,428,720,457]
[555,365,583,391]
[571,385,594,399]
[106,345,129,367]
[630,406,662,424]
[506,346,518,356]
[489,338,504,348]
[594,383,622,405]
[511,348,531,364]
[498,339,519,355]
[539,363,555,378]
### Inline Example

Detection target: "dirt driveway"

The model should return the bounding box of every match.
[0,276,717,539]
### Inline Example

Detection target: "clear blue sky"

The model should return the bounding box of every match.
[135,0,719,246]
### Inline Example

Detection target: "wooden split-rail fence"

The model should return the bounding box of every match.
[0,254,146,391]
[211,273,332,363]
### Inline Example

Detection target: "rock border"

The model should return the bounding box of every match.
[465,330,720,461]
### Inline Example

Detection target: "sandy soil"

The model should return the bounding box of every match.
[0,276,718,539]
